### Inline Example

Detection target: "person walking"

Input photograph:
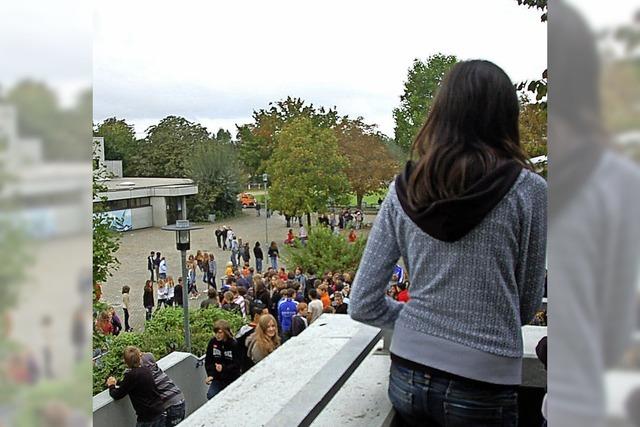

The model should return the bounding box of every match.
[241,242,251,265]
[298,224,308,246]
[349,60,547,427]
[255,202,261,217]
[158,257,167,280]
[208,254,217,289]
[153,252,161,283]
[230,237,239,269]
[221,226,229,251]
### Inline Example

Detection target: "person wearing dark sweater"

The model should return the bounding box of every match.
[349,60,547,427]
[290,303,308,337]
[204,320,242,400]
[253,242,264,273]
[107,346,165,427]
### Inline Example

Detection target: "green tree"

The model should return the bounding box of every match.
[515,0,547,104]
[267,117,350,224]
[237,97,339,176]
[128,116,210,177]
[284,226,366,274]
[392,54,458,154]
[214,128,233,144]
[334,118,400,208]
[93,117,139,176]
[187,142,243,220]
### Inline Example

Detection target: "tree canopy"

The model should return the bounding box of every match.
[266,117,349,218]
[93,117,138,176]
[334,117,400,207]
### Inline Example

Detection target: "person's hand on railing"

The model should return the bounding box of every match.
[106,376,117,387]
[205,376,213,385]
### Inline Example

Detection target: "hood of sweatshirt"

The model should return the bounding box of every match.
[394,160,523,242]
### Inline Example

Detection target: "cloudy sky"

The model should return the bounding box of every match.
[92,0,631,139]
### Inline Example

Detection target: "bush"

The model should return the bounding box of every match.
[92,307,245,395]
[93,332,143,395]
[284,226,367,273]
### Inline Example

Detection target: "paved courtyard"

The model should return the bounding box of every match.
[102,209,376,331]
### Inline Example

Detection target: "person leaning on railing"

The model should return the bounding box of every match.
[349,60,547,427]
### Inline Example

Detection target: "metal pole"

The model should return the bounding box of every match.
[180,249,191,353]
[265,180,269,245]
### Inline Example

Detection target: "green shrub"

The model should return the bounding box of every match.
[284,226,367,273]
[92,332,143,395]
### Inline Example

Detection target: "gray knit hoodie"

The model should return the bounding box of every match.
[349,167,547,384]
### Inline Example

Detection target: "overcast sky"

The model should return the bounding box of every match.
[92,0,636,139]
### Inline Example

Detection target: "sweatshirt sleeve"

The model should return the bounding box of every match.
[108,371,133,401]
[516,174,547,325]
[204,339,215,377]
[349,186,403,330]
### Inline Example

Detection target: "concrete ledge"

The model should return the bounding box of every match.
[93,351,208,427]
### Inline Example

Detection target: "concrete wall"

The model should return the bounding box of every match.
[93,352,208,427]
[105,160,123,178]
[131,206,153,229]
[150,196,168,227]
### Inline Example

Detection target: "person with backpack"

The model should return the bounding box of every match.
[349,60,546,426]
[204,320,242,400]
[253,242,264,274]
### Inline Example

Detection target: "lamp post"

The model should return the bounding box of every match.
[161,219,202,353]
[263,173,269,245]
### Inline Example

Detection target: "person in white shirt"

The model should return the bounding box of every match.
[299,224,308,246]
[159,257,168,280]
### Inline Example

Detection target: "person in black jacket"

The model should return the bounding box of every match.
[253,242,264,273]
[143,280,154,321]
[147,251,155,282]
[291,303,308,337]
[107,346,165,427]
[204,320,242,400]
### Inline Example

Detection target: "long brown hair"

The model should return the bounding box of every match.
[406,60,531,210]
[254,314,280,355]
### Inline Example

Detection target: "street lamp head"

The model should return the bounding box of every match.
[262,173,268,183]
[161,221,203,252]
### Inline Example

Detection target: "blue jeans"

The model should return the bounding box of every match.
[165,400,185,426]
[136,414,165,427]
[256,258,263,273]
[270,256,278,270]
[206,380,231,400]
[388,360,518,427]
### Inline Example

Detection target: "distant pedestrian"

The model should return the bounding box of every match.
[230,237,239,269]
[241,242,251,264]
[166,276,176,307]
[147,251,155,282]
[215,227,223,249]
[174,278,184,308]
[153,252,161,283]
[255,202,261,216]
[267,242,279,270]
[253,242,264,273]
[143,280,154,321]
[122,285,133,332]
[221,227,229,250]
[299,224,308,246]
[208,254,217,289]
[159,257,167,280]
[156,279,168,309]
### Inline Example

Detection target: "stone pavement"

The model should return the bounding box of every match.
[102,209,376,332]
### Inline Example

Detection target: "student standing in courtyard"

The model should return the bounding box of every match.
[267,241,279,270]
[253,242,264,273]
[147,251,155,282]
[122,285,133,332]
[349,60,547,427]
[143,280,154,321]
